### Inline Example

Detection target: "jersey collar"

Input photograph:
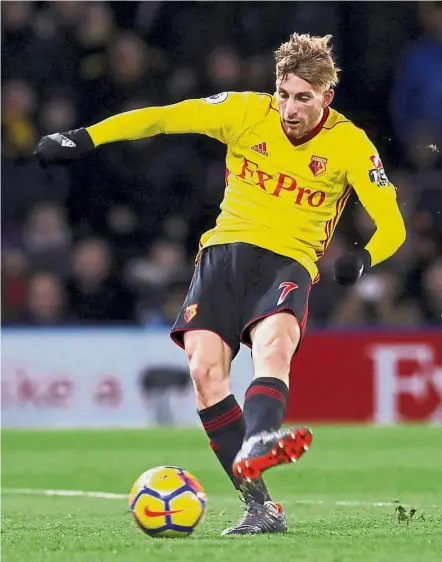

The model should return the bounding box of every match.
[280,106,330,147]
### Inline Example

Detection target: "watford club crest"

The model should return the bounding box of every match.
[309,155,328,177]
[184,304,198,323]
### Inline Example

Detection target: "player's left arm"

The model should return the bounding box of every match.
[334,130,406,285]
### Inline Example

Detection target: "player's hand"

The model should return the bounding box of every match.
[333,249,371,286]
[34,128,94,164]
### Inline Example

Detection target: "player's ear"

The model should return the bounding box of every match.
[322,89,334,108]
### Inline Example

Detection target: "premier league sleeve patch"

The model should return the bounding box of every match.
[368,168,391,186]
[368,154,392,187]
[203,92,229,104]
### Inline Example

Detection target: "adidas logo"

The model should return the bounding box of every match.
[48,133,76,147]
[251,142,268,156]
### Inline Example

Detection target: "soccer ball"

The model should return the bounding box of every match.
[129,466,207,538]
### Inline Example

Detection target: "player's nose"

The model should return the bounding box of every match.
[285,99,298,118]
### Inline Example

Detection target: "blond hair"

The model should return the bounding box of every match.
[274,33,340,89]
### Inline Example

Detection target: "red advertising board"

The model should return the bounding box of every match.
[287,331,442,423]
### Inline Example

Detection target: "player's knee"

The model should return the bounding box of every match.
[189,358,216,388]
[183,331,232,406]
[185,342,226,389]
[188,356,228,402]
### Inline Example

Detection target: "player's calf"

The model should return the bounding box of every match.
[234,312,311,481]
[252,333,294,383]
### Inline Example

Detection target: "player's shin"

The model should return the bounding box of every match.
[198,394,272,504]
[242,377,289,439]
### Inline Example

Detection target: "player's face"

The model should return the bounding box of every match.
[276,73,334,139]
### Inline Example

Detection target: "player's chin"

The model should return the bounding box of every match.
[285,123,305,139]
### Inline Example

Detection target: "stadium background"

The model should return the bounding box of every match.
[2,1,442,427]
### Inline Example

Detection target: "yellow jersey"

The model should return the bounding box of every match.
[87,91,406,281]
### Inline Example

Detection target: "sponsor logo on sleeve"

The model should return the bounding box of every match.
[370,154,383,169]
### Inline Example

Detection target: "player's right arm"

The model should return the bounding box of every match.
[34,92,252,162]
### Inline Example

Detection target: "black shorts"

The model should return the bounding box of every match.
[170,243,312,358]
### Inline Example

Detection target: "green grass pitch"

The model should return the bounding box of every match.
[2,426,442,562]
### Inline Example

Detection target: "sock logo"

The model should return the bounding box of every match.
[277,282,298,305]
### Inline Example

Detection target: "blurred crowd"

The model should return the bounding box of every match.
[2,1,442,328]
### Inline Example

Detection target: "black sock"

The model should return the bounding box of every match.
[243,377,289,440]
[199,394,271,504]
